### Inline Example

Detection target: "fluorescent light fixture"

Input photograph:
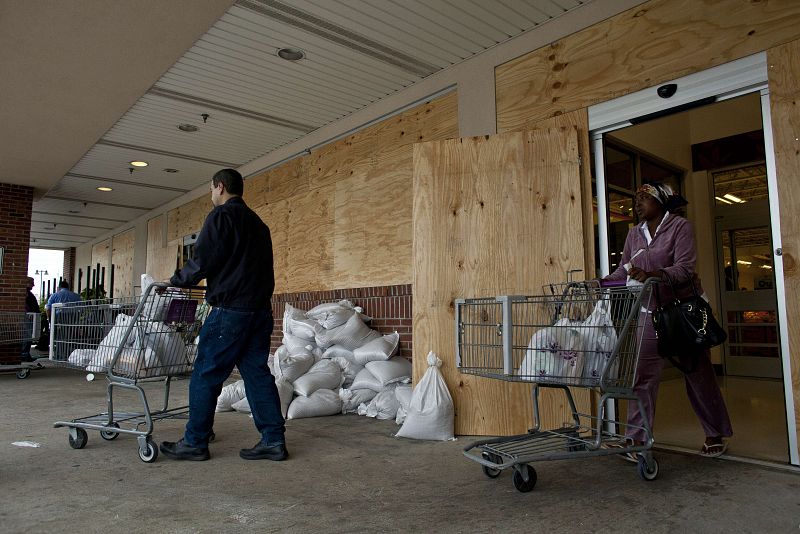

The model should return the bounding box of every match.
[97,186,113,192]
[737,259,752,265]
[129,161,148,167]
[723,193,744,203]
[715,196,732,204]
[761,264,773,269]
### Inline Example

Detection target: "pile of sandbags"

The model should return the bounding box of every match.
[219,301,413,424]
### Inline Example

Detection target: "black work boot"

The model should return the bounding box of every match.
[239,441,289,461]
[160,438,210,461]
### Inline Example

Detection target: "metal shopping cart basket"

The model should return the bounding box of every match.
[457,278,657,492]
[51,283,208,462]
[0,311,42,379]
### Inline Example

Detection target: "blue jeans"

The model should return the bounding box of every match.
[184,307,285,448]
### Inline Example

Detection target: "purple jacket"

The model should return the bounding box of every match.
[606,213,703,304]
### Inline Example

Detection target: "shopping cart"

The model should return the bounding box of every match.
[0,311,43,379]
[51,283,207,462]
[457,278,658,492]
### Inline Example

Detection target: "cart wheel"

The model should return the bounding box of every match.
[512,464,537,493]
[68,428,88,449]
[481,452,502,479]
[100,422,120,441]
[638,455,659,481]
[138,438,158,463]
[15,369,30,379]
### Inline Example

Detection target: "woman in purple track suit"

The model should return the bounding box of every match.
[604,183,733,458]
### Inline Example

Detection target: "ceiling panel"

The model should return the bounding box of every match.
[33,0,590,250]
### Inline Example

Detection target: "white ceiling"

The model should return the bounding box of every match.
[4,0,612,250]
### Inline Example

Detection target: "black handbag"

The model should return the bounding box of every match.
[652,270,727,373]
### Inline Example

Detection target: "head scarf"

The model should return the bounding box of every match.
[636,183,688,213]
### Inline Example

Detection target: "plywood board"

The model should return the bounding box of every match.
[496,0,800,132]
[253,199,290,294]
[167,194,211,243]
[110,229,134,297]
[767,38,800,458]
[308,129,376,191]
[285,185,335,292]
[413,127,588,435]
[90,239,111,293]
[146,215,179,282]
[266,156,309,203]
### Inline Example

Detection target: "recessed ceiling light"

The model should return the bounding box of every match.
[163,168,180,173]
[178,124,198,132]
[130,160,148,167]
[97,186,113,192]
[277,47,305,61]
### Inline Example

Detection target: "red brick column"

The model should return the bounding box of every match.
[63,247,76,288]
[0,183,33,363]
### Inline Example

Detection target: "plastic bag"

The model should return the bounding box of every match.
[517,318,586,382]
[580,297,619,382]
[396,351,454,441]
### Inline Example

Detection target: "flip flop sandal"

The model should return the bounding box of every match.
[605,440,639,463]
[701,442,728,458]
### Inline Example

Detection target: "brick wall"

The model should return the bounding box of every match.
[63,247,76,289]
[0,183,33,363]
[270,284,413,360]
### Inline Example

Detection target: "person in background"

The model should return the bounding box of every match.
[160,168,286,462]
[20,277,39,362]
[603,182,733,458]
[45,280,82,319]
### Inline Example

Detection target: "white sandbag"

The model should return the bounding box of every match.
[358,389,400,420]
[68,348,96,367]
[328,313,380,351]
[396,351,454,441]
[275,376,294,418]
[517,318,586,382]
[216,380,247,412]
[365,356,412,387]
[323,344,355,361]
[395,384,413,425]
[293,359,343,397]
[283,332,316,355]
[231,396,251,413]
[349,367,384,392]
[268,353,276,375]
[314,323,344,349]
[283,303,319,340]
[287,389,342,419]
[353,332,399,365]
[331,356,363,389]
[276,351,314,383]
[339,387,378,414]
[306,300,355,322]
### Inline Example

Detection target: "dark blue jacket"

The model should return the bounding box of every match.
[170,196,274,310]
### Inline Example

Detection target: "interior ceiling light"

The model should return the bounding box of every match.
[178,123,198,132]
[737,259,752,265]
[761,264,773,269]
[723,193,744,203]
[130,160,148,167]
[163,168,180,173]
[277,47,305,61]
[97,186,113,192]
[715,196,732,204]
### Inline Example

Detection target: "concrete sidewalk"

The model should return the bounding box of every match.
[2,367,798,533]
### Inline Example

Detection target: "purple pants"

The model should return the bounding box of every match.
[626,317,733,443]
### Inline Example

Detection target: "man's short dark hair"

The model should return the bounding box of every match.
[212,168,243,196]
[59,280,70,290]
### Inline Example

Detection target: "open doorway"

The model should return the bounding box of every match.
[595,92,790,463]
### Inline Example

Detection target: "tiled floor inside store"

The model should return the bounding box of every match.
[656,375,789,463]
[2,365,799,533]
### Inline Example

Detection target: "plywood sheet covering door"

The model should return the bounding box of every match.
[495,0,800,131]
[110,229,134,297]
[146,215,178,282]
[767,38,800,459]
[413,127,588,436]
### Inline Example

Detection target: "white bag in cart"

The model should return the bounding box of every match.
[517,318,586,382]
[396,351,454,441]
[580,298,619,382]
